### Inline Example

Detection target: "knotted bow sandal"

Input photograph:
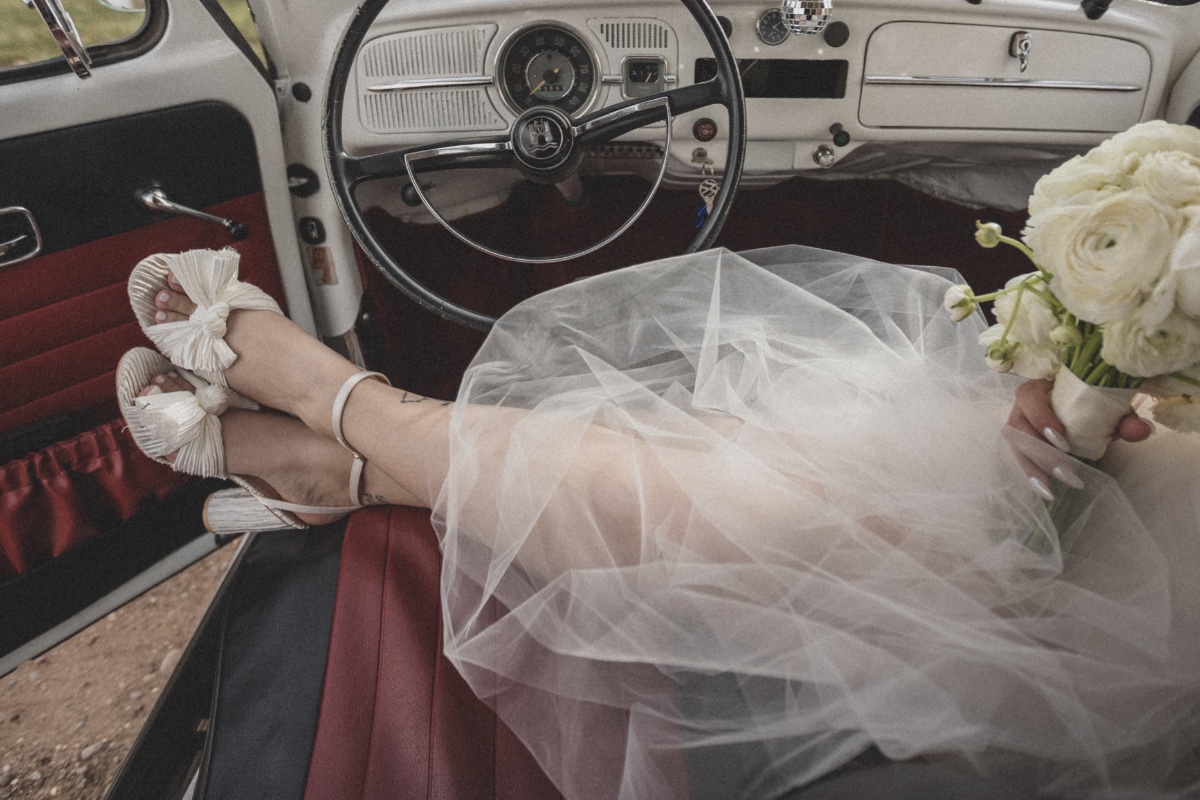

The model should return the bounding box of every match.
[128,249,282,386]
[117,348,367,534]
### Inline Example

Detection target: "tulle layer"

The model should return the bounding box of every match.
[433,247,1200,799]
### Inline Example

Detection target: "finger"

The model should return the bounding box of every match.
[1003,424,1085,488]
[1013,379,1070,452]
[155,288,198,317]
[1117,414,1154,443]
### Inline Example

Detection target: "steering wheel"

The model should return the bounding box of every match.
[324,0,746,331]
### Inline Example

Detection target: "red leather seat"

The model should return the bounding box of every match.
[304,507,565,800]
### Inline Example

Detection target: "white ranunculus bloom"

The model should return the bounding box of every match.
[992,274,1059,346]
[1027,120,1200,220]
[1132,151,1200,207]
[1101,310,1200,378]
[1026,188,1182,324]
[1027,156,1132,218]
[1100,119,1200,160]
[1151,395,1200,433]
[1171,208,1200,319]
[1011,343,1064,381]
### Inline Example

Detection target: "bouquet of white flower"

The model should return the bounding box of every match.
[945,120,1200,459]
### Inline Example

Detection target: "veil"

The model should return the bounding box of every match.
[432,246,1200,799]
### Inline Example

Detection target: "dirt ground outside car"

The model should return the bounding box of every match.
[0,543,238,800]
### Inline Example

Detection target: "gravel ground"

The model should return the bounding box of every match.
[0,543,239,800]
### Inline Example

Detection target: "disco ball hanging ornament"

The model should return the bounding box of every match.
[781,0,833,36]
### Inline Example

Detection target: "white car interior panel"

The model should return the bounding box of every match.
[294,0,1200,220]
[859,22,1151,131]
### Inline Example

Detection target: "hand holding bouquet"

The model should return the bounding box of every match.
[946,120,1200,459]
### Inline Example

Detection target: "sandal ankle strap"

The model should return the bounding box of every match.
[332,370,390,460]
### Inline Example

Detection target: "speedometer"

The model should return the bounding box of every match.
[500,26,597,116]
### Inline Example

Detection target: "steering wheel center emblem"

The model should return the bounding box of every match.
[510,107,579,181]
[516,114,567,161]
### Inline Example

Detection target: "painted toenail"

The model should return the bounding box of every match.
[168,371,179,378]
[146,386,163,395]
[156,311,168,322]
[158,292,172,303]
[154,375,166,384]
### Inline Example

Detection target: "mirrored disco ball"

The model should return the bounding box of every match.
[781,0,833,36]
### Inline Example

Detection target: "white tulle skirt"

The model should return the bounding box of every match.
[432,247,1200,799]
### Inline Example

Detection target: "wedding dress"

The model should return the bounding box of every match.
[432,246,1200,799]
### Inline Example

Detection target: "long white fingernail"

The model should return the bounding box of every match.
[1043,428,1071,453]
[1029,477,1055,502]
[1053,466,1085,490]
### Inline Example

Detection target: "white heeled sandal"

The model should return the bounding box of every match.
[128,248,282,386]
[117,348,368,534]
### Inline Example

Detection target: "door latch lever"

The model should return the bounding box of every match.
[138,188,250,241]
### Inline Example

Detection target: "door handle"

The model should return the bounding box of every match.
[0,208,43,268]
[0,235,27,259]
[138,188,250,241]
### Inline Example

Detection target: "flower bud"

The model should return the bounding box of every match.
[1050,323,1084,349]
[984,339,1017,372]
[975,221,1004,249]
[943,285,977,322]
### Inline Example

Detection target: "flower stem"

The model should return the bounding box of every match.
[998,235,1053,280]
[1070,331,1104,379]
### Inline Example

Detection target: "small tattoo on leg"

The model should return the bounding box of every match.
[398,392,453,407]
[362,493,392,506]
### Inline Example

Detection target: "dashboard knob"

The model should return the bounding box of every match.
[781,0,833,37]
[812,144,836,169]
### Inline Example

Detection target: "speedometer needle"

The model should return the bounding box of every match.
[529,68,561,97]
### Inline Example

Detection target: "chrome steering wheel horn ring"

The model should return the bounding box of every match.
[325,0,746,331]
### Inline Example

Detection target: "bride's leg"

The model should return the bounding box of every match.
[152,279,821,574]
[137,372,421,515]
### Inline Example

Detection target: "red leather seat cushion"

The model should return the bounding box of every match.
[305,507,565,800]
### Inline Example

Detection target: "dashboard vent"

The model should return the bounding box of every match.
[360,88,505,134]
[598,21,670,50]
[360,24,496,79]
[356,25,504,134]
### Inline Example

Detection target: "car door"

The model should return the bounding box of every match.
[0,0,316,674]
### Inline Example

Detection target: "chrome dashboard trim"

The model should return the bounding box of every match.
[368,75,495,93]
[864,75,1143,92]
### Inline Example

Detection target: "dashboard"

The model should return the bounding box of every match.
[340,0,1200,211]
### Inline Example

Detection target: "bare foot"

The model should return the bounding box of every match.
[139,372,419,519]
[152,272,362,438]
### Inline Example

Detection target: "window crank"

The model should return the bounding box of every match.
[138,187,250,241]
